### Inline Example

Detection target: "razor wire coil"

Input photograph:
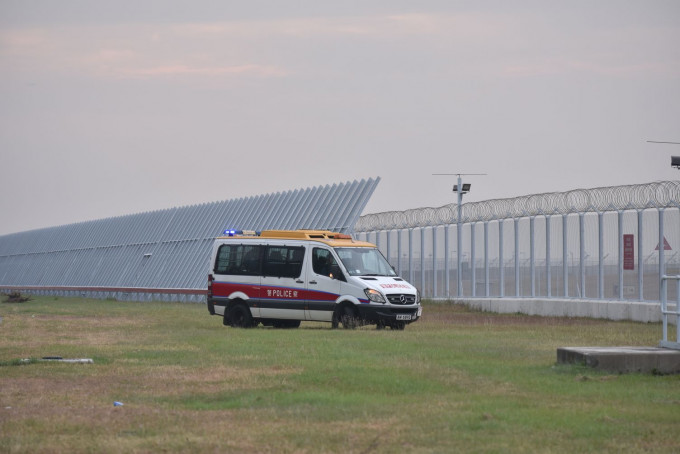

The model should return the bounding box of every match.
[355,181,680,232]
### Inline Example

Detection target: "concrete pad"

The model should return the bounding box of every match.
[557,346,680,374]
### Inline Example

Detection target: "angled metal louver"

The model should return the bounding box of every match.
[0,178,380,301]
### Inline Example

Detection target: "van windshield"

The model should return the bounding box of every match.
[334,247,397,277]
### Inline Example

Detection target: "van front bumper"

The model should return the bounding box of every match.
[356,304,422,325]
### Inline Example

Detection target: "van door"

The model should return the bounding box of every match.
[211,243,262,317]
[306,247,342,321]
[259,245,306,320]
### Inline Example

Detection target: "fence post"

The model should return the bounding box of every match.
[530,216,536,297]
[499,220,505,298]
[659,208,666,302]
[397,229,402,276]
[471,223,477,297]
[515,218,520,297]
[638,210,643,301]
[408,228,414,285]
[386,229,391,271]
[546,215,552,298]
[444,224,450,298]
[421,228,426,297]
[457,220,463,297]
[432,227,437,298]
[484,221,490,297]
[579,213,585,298]
[563,214,568,297]
[598,211,604,300]
[618,211,624,300]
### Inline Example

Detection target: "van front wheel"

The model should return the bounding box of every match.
[390,321,406,330]
[229,304,255,328]
[340,305,358,330]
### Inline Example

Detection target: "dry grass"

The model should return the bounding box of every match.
[1,297,678,453]
[2,314,149,351]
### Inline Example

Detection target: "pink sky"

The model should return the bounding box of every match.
[1,1,679,235]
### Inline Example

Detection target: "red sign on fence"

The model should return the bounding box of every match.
[623,234,635,270]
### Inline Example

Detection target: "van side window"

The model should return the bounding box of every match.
[214,244,262,275]
[263,246,304,278]
[312,248,338,277]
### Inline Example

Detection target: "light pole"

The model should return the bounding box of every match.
[434,173,485,297]
[453,175,467,297]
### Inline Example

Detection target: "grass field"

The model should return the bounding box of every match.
[1,295,679,453]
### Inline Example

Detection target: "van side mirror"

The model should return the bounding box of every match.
[330,264,345,281]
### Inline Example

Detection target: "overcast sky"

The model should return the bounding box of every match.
[1,1,679,236]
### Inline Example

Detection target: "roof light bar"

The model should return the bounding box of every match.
[222,229,260,237]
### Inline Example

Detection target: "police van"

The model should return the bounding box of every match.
[207,230,422,330]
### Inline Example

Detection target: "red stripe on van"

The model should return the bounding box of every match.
[211,282,259,298]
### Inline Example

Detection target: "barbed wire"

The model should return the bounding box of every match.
[354,180,680,232]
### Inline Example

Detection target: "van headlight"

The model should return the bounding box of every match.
[416,289,421,304]
[364,288,386,304]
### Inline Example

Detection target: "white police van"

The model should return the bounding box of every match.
[207,230,422,330]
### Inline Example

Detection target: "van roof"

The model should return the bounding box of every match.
[216,229,376,248]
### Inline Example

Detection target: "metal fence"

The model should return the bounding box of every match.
[2,179,678,307]
[355,181,680,303]
[0,178,380,302]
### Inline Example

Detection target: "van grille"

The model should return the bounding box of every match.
[387,294,416,305]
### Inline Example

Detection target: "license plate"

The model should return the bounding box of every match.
[396,314,412,321]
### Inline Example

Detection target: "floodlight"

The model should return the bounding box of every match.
[672,156,680,169]
[453,183,471,194]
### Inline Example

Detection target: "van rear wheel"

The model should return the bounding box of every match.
[229,304,255,328]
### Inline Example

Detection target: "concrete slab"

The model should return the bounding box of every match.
[557,346,680,374]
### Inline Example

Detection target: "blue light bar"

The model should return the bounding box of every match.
[222,229,260,237]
